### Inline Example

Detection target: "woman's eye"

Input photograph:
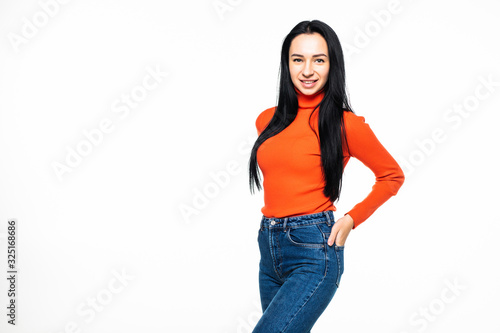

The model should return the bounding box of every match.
[291,58,325,63]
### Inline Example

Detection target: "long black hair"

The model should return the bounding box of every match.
[248,20,354,203]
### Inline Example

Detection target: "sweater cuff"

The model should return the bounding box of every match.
[345,210,362,229]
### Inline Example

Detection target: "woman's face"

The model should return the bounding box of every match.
[289,32,330,96]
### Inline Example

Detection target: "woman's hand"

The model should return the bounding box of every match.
[327,214,354,247]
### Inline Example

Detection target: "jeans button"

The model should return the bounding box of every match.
[270,220,275,225]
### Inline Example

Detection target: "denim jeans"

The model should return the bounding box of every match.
[253,210,344,333]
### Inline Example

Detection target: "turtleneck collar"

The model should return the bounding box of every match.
[295,86,325,110]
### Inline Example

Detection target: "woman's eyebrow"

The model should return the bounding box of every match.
[290,53,328,57]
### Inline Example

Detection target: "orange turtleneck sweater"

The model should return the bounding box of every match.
[255,88,404,229]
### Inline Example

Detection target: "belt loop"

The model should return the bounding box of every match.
[325,210,332,227]
[260,216,264,231]
[283,217,288,232]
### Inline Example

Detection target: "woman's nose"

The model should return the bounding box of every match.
[302,60,313,76]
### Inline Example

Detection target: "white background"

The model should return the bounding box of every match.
[1,0,499,332]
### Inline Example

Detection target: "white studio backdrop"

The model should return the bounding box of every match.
[0,0,499,332]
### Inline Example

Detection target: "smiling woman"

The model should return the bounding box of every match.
[248,19,405,332]
[289,32,330,95]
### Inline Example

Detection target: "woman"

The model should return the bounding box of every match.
[248,20,405,332]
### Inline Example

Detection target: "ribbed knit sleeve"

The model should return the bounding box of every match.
[255,114,262,135]
[255,107,274,136]
[343,111,405,229]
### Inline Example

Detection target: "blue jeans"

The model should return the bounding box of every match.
[253,210,344,333]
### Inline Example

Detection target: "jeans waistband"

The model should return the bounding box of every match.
[260,210,334,230]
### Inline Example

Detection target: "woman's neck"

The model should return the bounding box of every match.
[294,86,325,109]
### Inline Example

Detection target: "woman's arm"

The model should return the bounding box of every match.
[342,111,405,229]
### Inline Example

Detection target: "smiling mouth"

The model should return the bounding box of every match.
[300,79,318,83]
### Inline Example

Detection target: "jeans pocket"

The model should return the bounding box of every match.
[285,224,325,248]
